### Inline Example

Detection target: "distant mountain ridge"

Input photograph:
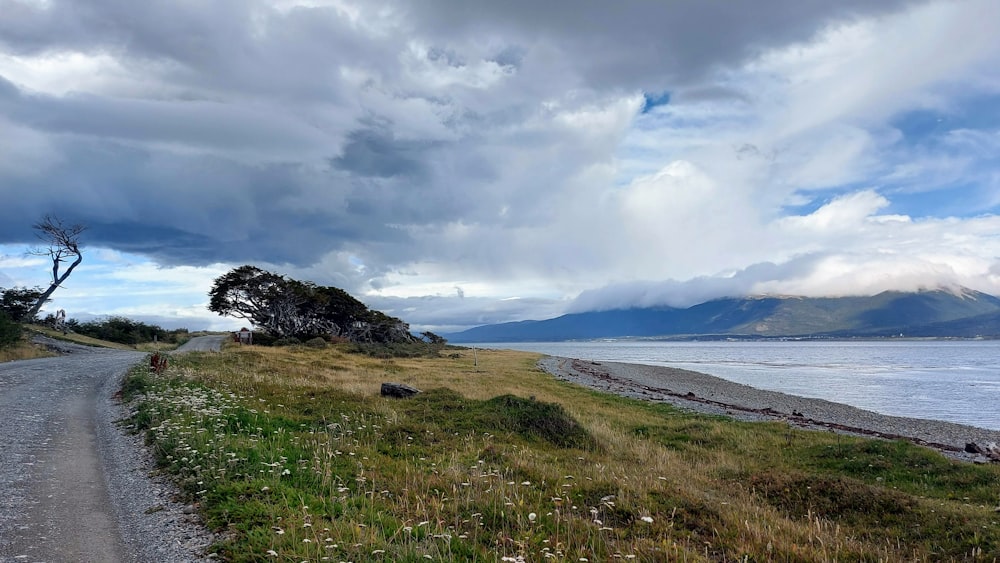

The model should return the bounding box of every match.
[445,289,1000,342]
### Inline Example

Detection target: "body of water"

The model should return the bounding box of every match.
[473,340,1000,430]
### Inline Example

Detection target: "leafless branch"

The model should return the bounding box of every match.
[24,215,87,320]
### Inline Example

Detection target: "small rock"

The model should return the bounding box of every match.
[380,382,421,398]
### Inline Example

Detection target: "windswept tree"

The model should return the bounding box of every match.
[25,215,87,321]
[208,265,416,343]
[421,331,447,345]
[208,265,299,337]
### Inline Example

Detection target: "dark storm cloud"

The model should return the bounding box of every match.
[0,0,925,283]
[331,127,437,179]
[404,0,915,90]
[0,0,396,103]
[0,134,405,268]
[0,83,327,153]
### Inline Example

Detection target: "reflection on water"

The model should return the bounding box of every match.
[474,340,1000,430]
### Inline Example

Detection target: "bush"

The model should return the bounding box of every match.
[347,341,441,358]
[395,388,599,451]
[72,316,188,345]
[272,337,302,347]
[249,332,277,346]
[304,337,328,349]
[0,311,22,349]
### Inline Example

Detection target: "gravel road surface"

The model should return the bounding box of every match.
[174,335,226,353]
[0,337,218,562]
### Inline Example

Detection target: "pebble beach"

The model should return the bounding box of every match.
[538,355,1000,463]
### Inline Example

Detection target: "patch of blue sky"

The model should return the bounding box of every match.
[640,91,671,114]
[890,93,1000,141]
[631,102,756,132]
[877,154,998,218]
[778,183,870,216]
[882,182,993,218]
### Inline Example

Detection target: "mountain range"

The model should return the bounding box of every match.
[445,288,1000,342]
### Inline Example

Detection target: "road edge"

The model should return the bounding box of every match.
[96,356,220,562]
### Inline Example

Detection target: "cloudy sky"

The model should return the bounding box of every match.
[1,0,999,332]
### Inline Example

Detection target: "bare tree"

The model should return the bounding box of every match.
[24,215,87,321]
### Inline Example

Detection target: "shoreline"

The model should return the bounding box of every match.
[537,355,1000,463]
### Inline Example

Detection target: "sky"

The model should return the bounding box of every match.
[1,0,1000,332]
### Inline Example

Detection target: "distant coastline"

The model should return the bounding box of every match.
[446,289,1000,343]
[538,355,1000,462]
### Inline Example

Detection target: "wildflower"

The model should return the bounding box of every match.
[266,549,278,556]
[640,516,654,524]
[528,512,537,522]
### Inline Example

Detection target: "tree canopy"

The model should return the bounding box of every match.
[0,286,45,322]
[208,266,415,343]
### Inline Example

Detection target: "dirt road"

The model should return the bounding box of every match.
[174,335,226,353]
[0,345,144,561]
[0,336,223,562]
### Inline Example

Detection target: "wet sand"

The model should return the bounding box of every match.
[538,356,1000,463]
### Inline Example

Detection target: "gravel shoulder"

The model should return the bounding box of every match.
[538,356,1000,463]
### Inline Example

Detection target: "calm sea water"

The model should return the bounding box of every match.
[473,341,1000,430]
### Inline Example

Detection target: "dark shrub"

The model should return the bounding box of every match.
[250,332,278,346]
[348,341,441,358]
[396,388,599,451]
[304,337,328,349]
[0,310,22,349]
[73,316,187,345]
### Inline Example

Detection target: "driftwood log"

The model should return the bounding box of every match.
[965,442,1000,462]
[381,382,421,398]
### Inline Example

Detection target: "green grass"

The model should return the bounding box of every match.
[121,345,1000,561]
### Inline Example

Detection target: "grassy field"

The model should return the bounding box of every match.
[0,333,56,362]
[122,343,1000,562]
